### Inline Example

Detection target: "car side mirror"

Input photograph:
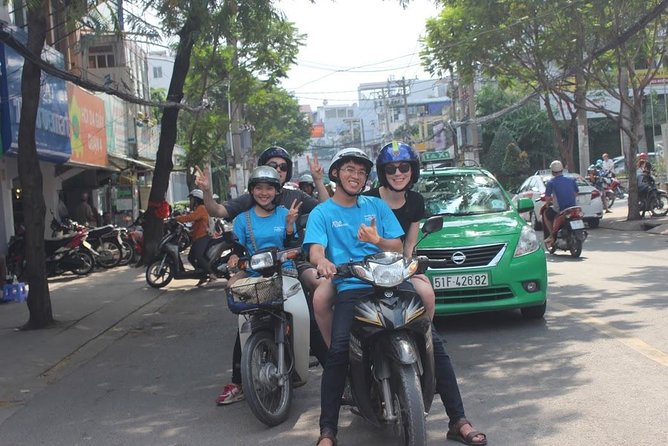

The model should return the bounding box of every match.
[516,197,534,213]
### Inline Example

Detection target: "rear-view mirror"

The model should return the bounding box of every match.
[421,216,443,234]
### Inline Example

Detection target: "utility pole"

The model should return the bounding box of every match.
[401,77,409,140]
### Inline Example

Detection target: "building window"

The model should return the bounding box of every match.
[325,109,337,119]
[88,54,115,69]
[153,66,163,78]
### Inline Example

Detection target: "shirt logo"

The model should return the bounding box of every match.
[332,220,349,228]
[274,226,285,232]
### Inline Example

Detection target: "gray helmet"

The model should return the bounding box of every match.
[188,189,204,200]
[248,166,281,192]
[298,173,314,186]
[328,147,373,179]
[550,160,564,173]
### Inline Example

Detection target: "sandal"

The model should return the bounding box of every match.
[316,428,337,446]
[447,418,487,446]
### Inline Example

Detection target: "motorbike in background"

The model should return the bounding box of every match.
[601,172,626,208]
[638,174,668,217]
[540,200,587,258]
[54,217,124,268]
[145,218,233,288]
[7,220,96,281]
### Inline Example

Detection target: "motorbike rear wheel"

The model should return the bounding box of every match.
[568,236,582,258]
[96,240,122,268]
[390,362,427,446]
[650,192,668,217]
[145,257,174,288]
[72,251,95,275]
[606,191,615,208]
[241,330,292,427]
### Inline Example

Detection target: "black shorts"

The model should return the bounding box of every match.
[544,206,558,221]
[295,259,315,278]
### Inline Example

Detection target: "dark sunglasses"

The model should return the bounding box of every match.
[383,163,411,175]
[266,161,289,172]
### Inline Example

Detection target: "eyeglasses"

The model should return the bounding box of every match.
[266,161,289,172]
[340,166,368,177]
[383,163,411,175]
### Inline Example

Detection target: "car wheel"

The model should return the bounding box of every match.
[587,218,600,229]
[521,302,546,319]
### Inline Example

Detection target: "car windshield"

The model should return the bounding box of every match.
[416,172,511,216]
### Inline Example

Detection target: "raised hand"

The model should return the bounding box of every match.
[286,199,302,226]
[358,216,380,244]
[307,152,324,182]
[194,165,210,191]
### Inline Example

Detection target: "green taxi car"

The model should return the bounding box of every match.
[415,165,548,318]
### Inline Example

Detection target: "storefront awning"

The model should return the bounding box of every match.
[108,155,155,171]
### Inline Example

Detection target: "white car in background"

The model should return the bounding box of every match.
[514,171,604,229]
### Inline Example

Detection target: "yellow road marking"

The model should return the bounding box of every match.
[551,302,668,367]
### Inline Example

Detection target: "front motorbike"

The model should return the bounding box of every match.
[638,175,668,217]
[328,216,443,446]
[541,203,587,258]
[226,246,310,427]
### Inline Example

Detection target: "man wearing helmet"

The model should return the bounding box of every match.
[305,147,486,446]
[543,160,578,248]
[175,189,214,285]
[298,173,316,197]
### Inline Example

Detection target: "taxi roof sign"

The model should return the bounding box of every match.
[420,150,452,163]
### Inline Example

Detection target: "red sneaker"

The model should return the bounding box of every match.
[215,383,244,405]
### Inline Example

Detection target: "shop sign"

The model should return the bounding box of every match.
[67,84,107,167]
[0,27,71,162]
[104,95,129,157]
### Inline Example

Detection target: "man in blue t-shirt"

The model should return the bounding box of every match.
[543,160,578,246]
[305,148,487,446]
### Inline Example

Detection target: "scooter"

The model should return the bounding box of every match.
[225,245,311,427]
[145,218,234,288]
[638,174,668,217]
[328,216,443,446]
[56,218,124,268]
[540,201,587,258]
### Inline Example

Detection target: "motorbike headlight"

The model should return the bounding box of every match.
[514,225,540,257]
[250,252,275,270]
[370,259,406,287]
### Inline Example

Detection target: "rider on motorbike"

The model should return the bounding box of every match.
[543,160,579,249]
[175,189,213,286]
[298,173,317,198]
[305,148,486,446]
[637,161,654,200]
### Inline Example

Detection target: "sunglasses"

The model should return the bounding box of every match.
[266,161,289,172]
[383,163,411,175]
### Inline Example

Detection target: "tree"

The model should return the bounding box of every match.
[16,0,53,329]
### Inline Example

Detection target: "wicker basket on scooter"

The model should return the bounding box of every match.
[227,274,283,314]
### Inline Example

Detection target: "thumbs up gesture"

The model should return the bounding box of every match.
[358,216,380,244]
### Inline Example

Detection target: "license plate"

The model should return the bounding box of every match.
[570,220,585,229]
[432,273,489,289]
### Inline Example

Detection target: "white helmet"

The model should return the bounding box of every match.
[188,189,204,200]
[550,160,564,173]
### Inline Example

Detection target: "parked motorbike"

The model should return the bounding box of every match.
[225,245,311,427]
[638,174,668,218]
[321,216,443,445]
[55,218,124,268]
[540,201,587,258]
[6,220,96,281]
[601,172,626,208]
[145,218,233,288]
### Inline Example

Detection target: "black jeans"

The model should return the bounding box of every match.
[319,283,466,436]
[188,235,213,275]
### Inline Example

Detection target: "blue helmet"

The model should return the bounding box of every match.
[258,146,293,182]
[376,141,420,190]
[595,159,603,168]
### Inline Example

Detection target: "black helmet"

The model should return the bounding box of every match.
[258,146,293,182]
[328,147,373,180]
[248,166,282,192]
[376,141,420,190]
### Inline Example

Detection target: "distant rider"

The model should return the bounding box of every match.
[175,189,213,286]
[543,160,578,248]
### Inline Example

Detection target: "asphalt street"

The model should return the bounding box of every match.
[0,209,666,445]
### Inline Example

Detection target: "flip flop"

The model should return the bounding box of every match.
[447,418,487,446]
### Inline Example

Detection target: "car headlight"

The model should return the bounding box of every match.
[514,225,540,257]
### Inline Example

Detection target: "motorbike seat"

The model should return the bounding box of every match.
[88,225,115,238]
[45,236,78,251]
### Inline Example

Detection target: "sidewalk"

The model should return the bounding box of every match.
[0,266,201,424]
[598,201,668,234]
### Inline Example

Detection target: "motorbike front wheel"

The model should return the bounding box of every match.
[118,240,135,266]
[605,191,615,208]
[390,362,427,446]
[241,330,292,427]
[650,192,668,217]
[96,240,123,268]
[71,251,95,275]
[145,257,174,288]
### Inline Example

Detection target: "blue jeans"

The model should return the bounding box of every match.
[319,283,466,436]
